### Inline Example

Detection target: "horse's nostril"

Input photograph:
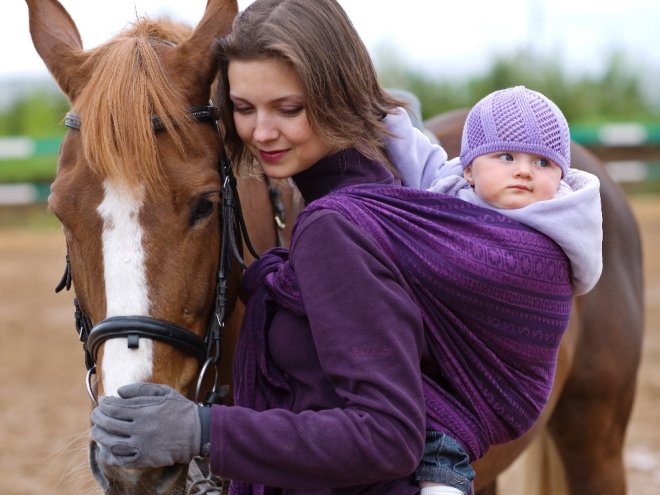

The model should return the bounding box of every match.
[159,464,190,492]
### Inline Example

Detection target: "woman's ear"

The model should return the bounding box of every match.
[463,165,475,186]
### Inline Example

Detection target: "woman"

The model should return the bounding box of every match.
[93,0,428,493]
[91,1,573,494]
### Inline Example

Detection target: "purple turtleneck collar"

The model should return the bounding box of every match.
[292,148,399,204]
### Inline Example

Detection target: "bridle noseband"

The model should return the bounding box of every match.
[57,105,274,406]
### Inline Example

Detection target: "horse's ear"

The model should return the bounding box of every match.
[26,0,87,102]
[168,0,238,102]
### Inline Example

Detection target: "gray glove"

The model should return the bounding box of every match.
[91,383,206,468]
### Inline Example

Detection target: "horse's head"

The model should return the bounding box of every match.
[26,1,239,493]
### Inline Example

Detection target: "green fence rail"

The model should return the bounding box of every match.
[1,123,659,160]
[0,136,62,159]
[571,123,660,147]
[0,182,51,205]
[1,125,659,204]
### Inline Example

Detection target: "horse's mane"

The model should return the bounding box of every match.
[73,18,195,194]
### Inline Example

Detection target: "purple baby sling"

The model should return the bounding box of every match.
[232,184,572,494]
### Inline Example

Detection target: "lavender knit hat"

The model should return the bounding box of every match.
[460,86,571,177]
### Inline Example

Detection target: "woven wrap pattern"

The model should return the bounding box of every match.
[300,185,572,459]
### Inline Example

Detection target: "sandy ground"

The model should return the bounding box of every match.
[0,194,659,495]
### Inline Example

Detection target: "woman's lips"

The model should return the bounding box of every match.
[259,149,288,162]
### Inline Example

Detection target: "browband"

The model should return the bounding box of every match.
[64,105,219,131]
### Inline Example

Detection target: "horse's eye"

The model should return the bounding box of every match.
[190,196,216,225]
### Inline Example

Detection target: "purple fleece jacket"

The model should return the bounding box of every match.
[209,150,426,494]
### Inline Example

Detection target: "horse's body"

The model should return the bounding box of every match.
[426,111,644,494]
[27,1,643,494]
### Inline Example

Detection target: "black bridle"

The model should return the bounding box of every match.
[57,105,282,406]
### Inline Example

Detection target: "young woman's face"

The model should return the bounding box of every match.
[464,151,562,209]
[228,58,336,179]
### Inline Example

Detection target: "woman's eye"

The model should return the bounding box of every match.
[233,105,253,114]
[280,106,303,117]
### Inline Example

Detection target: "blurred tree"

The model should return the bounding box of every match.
[0,90,68,137]
[377,48,660,124]
[1,47,658,138]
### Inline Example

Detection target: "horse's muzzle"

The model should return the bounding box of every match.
[89,440,188,495]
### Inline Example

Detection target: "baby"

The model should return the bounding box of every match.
[386,85,603,494]
[388,85,602,296]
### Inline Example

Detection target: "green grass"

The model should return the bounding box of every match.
[0,156,57,182]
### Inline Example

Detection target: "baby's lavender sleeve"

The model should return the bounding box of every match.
[384,107,456,189]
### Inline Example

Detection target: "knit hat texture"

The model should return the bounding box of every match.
[460,86,571,177]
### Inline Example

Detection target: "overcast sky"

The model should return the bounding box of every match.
[3,0,660,80]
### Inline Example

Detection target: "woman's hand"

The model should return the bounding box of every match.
[91,383,207,468]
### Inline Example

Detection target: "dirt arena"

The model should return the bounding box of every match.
[1,194,659,495]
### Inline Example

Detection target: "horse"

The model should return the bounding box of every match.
[26,1,300,493]
[27,1,644,494]
[425,111,645,494]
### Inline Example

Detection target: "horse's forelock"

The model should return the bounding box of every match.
[73,18,196,195]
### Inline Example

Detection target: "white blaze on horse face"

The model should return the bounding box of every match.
[97,180,153,397]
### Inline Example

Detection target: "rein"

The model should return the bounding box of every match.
[56,105,277,406]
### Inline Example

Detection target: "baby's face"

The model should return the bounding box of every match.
[464,151,562,209]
